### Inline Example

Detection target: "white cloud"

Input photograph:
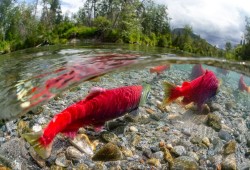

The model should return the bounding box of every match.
[60,0,84,14]
[22,0,84,16]
[155,0,250,47]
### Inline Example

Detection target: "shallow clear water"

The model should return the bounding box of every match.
[1,43,250,169]
[0,43,249,121]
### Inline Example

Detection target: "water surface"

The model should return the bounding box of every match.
[0,43,249,121]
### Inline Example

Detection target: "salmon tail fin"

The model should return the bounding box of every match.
[218,78,223,87]
[216,78,222,94]
[22,131,52,159]
[139,83,151,106]
[162,81,178,106]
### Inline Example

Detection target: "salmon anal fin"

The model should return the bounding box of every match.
[61,120,85,138]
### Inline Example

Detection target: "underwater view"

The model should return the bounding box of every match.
[0,44,250,169]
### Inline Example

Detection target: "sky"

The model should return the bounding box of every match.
[155,0,250,48]
[24,0,250,48]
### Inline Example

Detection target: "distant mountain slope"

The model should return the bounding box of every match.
[172,28,216,48]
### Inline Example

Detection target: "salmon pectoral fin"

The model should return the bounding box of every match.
[182,97,192,105]
[62,131,78,139]
[162,81,178,106]
[93,122,105,133]
[22,131,52,159]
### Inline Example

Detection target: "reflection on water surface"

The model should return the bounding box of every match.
[0,44,250,169]
[0,44,249,121]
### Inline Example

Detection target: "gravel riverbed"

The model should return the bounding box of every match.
[0,65,250,170]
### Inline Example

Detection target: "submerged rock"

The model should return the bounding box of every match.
[225,102,235,110]
[0,155,12,169]
[0,165,11,170]
[160,146,174,167]
[223,140,236,155]
[245,132,250,148]
[17,120,30,136]
[92,143,123,161]
[190,136,202,145]
[209,103,222,112]
[101,131,119,143]
[172,145,186,157]
[201,104,210,114]
[29,147,46,168]
[55,153,71,167]
[147,158,161,167]
[66,146,85,161]
[50,165,65,170]
[69,134,97,155]
[106,121,127,131]
[221,154,237,170]
[30,106,44,115]
[128,134,141,146]
[202,137,211,147]
[218,130,232,142]
[172,156,199,170]
[129,126,138,132]
[121,146,133,157]
[206,113,222,131]
[0,138,30,168]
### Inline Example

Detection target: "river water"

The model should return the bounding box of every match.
[1,43,250,169]
[0,43,249,121]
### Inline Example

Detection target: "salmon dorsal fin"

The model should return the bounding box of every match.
[85,87,106,101]
[182,82,190,87]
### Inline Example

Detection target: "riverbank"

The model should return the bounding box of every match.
[0,65,250,169]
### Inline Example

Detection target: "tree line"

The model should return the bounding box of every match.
[0,0,249,60]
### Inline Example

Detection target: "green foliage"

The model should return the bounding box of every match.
[158,34,171,47]
[225,42,232,52]
[62,26,97,39]
[149,33,158,46]
[54,21,74,37]
[237,17,250,60]
[0,41,11,53]
[141,0,170,36]
[0,0,247,61]
[103,29,119,42]
[94,16,111,31]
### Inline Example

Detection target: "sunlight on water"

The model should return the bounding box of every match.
[0,44,249,121]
